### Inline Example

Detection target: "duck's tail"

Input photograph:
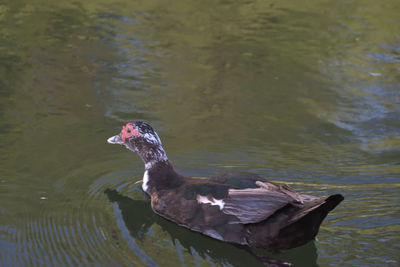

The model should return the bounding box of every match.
[290,194,344,224]
[275,194,344,249]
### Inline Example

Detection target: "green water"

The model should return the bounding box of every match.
[1,0,399,266]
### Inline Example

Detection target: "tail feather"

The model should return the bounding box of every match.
[288,194,344,224]
[245,194,344,249]
[273,194,344,249]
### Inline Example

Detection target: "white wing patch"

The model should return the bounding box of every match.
[142,170,149,192]
[196,195,225,210]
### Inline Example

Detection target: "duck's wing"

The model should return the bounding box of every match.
[187,178,318,225]
[221,181,305,224]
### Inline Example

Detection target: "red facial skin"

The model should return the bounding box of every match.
[121,123,140,142]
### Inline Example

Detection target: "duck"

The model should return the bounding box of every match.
[107,121,344,250]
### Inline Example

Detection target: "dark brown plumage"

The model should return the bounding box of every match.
[107,121,344,251]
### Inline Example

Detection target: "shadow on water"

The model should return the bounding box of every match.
[105,189,319,267]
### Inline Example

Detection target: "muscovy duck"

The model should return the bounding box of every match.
[107,121,343,250]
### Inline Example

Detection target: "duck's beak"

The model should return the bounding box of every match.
[107,135,124,145]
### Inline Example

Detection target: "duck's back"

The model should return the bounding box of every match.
[208,171,266,188]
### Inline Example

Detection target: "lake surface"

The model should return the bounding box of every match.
[1,0,399,266]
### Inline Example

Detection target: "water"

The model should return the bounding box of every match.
[1,0,399,266]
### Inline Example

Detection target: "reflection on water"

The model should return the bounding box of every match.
[0,0,399,266]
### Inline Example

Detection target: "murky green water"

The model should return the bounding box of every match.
[1,0,399,266]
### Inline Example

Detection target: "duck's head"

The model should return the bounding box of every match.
[107,121,162,148]
[107,121,167,168]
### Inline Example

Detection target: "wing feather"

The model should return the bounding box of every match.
[223,186,300,224]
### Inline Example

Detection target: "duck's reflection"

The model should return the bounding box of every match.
[105,189,319,267]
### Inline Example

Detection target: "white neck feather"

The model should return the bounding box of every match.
[142,170,149,192]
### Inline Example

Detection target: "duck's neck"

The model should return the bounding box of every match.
[137,144,168,171]
[137,144,183,194]
[141,159,184,195]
